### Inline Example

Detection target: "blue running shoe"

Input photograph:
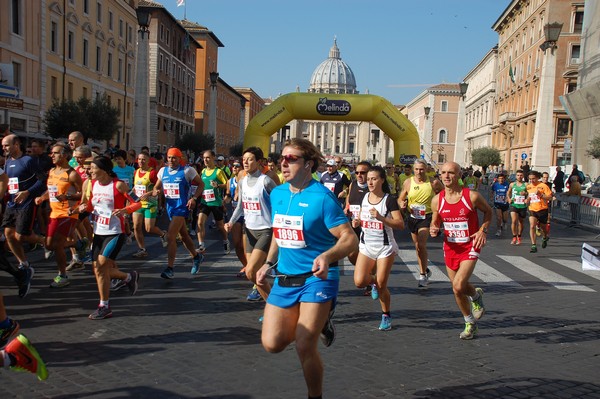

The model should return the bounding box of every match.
[378,314,392,331]
[371,284,379,300]
[246,287,262,301]
[191,253,204,275]
[161,267,174,279]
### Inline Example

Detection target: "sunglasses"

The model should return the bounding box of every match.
[356,171,367,175]
[233,164,241,167]
[281,154,303,163]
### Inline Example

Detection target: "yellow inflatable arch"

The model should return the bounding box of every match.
[243,92,420,165]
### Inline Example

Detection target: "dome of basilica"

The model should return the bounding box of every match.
[308,39,358,94]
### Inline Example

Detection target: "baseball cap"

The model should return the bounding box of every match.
[217,155,225,161]
[326,159,336,166]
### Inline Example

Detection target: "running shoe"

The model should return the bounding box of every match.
[66,258,84,271]
[236,267,247,278]
[191,253,204,275]
[246,287,262,301]
[197,243,206,253]
[510,237,517,245]
[5,334,48,380]
[44,249,54,260]
[471,287,485,320]
[161,267,175,279]
[110,278,127,291]
[418,273,429,288]
[16,266,34,299]
[516,236,522,245]
[378,314,392,331]
[363,285,372,296]
[459,322,478,340]
[189,229,197,236]
[133,249,148,258]
[371,284,379,300]
[0,319,20,349]
[530,245,537,253]
[49,275,70,288]
[495,229,501,237]
[224,240,231,255]
[160,232,168,248]
[89,306,112,320]
[320,310,336,347]
[542,237,549,249]
[535,225,542,237]
[127,271,139,296]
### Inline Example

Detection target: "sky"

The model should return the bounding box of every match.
[162,0,511,105]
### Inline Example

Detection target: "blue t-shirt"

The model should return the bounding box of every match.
[160,166,195,218]
[270,179,348,280]
[113,165,135,188]
[492,181,509,204]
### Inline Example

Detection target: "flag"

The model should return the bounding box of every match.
[509,57,515,83]
[177,0,184,7]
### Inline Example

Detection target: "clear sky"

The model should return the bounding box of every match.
[163,0,511,105]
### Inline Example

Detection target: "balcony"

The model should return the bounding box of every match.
[498,112,517,123]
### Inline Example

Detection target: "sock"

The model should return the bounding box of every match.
[18,261,29,269]
[470,291,480,301]
[464,315,476,324]
[3,351,12,368]
[199,241,204,247]
[125,274,132,283]
[382,312,391,317]
[0,317,11,329]
[100,300,109,307]
[73,254,80,261]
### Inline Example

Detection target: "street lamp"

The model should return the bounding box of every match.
[133,8,152,152]
[540,22,563,53]
[424,106,431,119]
[136,9,151,36]
[454,82,469,163]
[459,82,468,99]
[208,72,219,152]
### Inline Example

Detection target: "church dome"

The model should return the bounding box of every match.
[308,39,358,94]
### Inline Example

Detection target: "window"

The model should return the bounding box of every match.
[96,2,102,23]
[108,11,113,30]
[107,52,112,77]
[95,46,101,71]
[574,11,584,33]
[50,21,58,52]
[67,31,74,60]
[441,101,448,112]
[83,87,87,98]
[83,0,89,14]
[438,153,445,163]
[83,39,89,66]
[118,58,123,82]
[67,82,73,100]
[119,19,123,38]
[127,63,132,87]
[51,76,58,99]
[438,129,447,143]
[567,82,577,93]
[12,62,21,89]
[128,25,133,44]
[557,119,572,137]
[11,0,21,35]
[571,45,581,65]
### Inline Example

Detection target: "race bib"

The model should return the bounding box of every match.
[202,189,215,202]
[528,192,540,203]
[410,204,426,219]
[360,209,383,231]
[349,204,361,219]
[94,206,112,234]
[443,221,470,243]
[48,185,59,202]
[513,195,525,205]
[134,184,146,197]
[8,177,19,195]
[242,195,261,216]
[164,183,180,199]
[324,182,335,192]
[273,214,306,249]
[494,194,506,203]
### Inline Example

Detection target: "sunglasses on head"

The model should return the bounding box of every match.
[281,154,303,163]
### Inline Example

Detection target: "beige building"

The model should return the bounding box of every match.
[45,0,139,147]
[406,83,464,169]
[491,0,583,172]
[235,87,266,136]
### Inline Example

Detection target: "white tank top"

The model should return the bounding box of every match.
[241,174,272,230]
[359,193,396,247]
[91,180,123,235]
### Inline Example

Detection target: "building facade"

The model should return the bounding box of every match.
[491,0,583,172]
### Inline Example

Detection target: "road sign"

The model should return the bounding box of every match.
[521,152,528,160]
[0,97,23,110]
[0,84,19,98]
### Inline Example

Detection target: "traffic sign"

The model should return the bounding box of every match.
[521,152,527,160]
[0,97,23,110]
[0,83,19,98]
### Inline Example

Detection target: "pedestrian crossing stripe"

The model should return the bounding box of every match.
[551,259,600,282]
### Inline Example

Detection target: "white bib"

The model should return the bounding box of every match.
[273,214,306,249]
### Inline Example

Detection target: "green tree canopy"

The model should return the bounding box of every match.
[175,132,215,159]
[470,147,502,174]
[587,135,600,159]
[43,94,120,143]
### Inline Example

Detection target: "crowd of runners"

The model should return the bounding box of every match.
[0,133,558,397]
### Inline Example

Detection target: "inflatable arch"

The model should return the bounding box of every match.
[243,92,420,165]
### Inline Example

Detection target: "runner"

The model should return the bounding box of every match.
[525,170,552,253]
[345,161,371,266]
[490,173,510,237]
[256,138,357,399]
[73,156,141,319]
[320,159,351,206]
[352,165,404,330]
[430,161,492,340]
[34,143,85,288]
[67,131,85,168]
[398,159,443,287]
[506,170,527,245]
[150,148,204,278]
[224,160,247,276]
[131,152,167,258]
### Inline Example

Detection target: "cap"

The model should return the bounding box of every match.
[326,159,336,166]
[217,155,225,161]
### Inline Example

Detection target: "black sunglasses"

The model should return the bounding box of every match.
[281,154,303,163]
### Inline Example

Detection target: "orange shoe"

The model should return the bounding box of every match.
[516,236,522,245]
[510,237,517,245]
[5,334,48,381]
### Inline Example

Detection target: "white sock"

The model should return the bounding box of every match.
[100,300,109,307]
[199,241,204,247]
[464,315,476,324]
[3,351,11,368]
[19,261,29,269]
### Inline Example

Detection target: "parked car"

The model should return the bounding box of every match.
[588,176,600,197]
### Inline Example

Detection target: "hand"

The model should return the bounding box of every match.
[14,191,29,204]
[351,218,360,229]
[430,225,440,238]
[210,180,218,188]
[34,196,43,206]
[256,263,270,286]
[369,207,380,220]
[470,230,487,250]
[312,254,330,279]
[224,222,232,233]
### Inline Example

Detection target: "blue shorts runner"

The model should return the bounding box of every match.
[267,276,339,309]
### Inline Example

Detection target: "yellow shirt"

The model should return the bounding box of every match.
[407,177,434,217]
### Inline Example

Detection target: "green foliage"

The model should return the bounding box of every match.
[175,132,215,156]
[43,95,120,142]
[587,135,600,159]
[229,142,243,157]
[470,147,502,174]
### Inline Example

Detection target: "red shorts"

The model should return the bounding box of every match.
[47,217,77,238]
[443,243,480,271]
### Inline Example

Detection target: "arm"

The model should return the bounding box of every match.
[312,222,358,279]
[431,178,443,194]
[398,178,410,209]
[429,195,441,237]
[470,191,492,250]
[506,183,513,204]
[114,181,142,216]
[187,173,205,210]
[226,182,244,229]
[0,172,7,198]
[256,234,281,286]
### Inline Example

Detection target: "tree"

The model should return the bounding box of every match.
[43,94,120,143]
[175,132,215,158]
[587,135,600,159]
[470,147,501,174]
[229,142,243,157]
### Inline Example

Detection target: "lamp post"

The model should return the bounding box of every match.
[453,82,468,164]
[532,22,563,170]
[133,8,152,153]
[208,71,219,152]
[423,105,432,163]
